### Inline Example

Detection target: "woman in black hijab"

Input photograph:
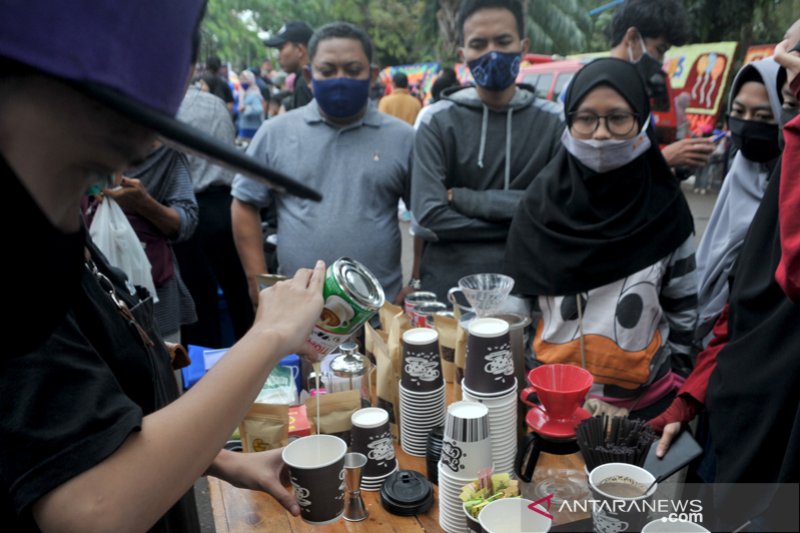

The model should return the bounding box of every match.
[505,58,695,419]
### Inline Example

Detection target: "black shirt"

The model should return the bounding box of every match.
[206,75,234,107]
[285,74,313,111]
[0,239,200,532]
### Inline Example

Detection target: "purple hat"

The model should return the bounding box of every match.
[0,0,321,201]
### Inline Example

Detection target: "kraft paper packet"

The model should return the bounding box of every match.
[371,315,400,439]
[385,302,410,381]
[239,403,289,452]
[306,389,361,444]
[434,314,458,383]
[372,302,411,439]
[454,320,468,401]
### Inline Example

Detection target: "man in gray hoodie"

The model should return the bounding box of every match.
[411,0,564,301]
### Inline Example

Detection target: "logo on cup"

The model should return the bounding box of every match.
[404,356,441,384]
[337,468,346,498]
[594,511,628,533]
[483,347,513,380]
[291,479,312,508]
[440,440,466,473]
[367,434,395,464]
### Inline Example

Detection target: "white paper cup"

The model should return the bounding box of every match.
[479,498,552,533]
[589,462,657,533]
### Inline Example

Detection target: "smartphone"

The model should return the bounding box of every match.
[644,429,703,480]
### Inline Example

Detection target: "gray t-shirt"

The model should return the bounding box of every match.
[231,101,413,300]
[177,86,237,193]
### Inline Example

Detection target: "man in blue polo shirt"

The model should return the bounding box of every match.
[232,22,414,305]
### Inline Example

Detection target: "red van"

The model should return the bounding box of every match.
[516,58,679,145]
[517,58,587,102]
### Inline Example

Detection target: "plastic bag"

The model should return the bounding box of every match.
[89,197,158,302]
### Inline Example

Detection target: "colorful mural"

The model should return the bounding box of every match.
[663,42,738,134]
[379,63,441,104]
[744,44,776,64]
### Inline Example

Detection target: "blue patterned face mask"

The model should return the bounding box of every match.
[467,51,521,92]
[311,76,371,118]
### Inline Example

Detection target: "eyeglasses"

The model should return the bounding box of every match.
[569,111,639,136]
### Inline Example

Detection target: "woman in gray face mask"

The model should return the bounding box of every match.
[505,57,696,420]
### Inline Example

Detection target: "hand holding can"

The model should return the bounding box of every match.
[254,260,326,358]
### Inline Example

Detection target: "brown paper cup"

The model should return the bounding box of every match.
[282,435,347,525]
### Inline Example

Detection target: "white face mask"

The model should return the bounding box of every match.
[561,118,651,174]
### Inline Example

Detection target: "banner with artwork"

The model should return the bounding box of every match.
[663,42,738,134]
[744,44,776,64]
[380,63,441,103]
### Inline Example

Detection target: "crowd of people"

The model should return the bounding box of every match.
[1,0,799,531]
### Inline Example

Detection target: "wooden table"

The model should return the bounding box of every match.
[209,384,591,532]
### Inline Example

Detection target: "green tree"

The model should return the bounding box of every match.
[201,0,267,68]
[525,0,593,55]
[685,0,798,51]
[424,0,596,61]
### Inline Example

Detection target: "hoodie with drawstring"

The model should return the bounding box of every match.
[411,85,564,300]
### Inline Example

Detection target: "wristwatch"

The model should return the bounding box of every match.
[407,278,422,290]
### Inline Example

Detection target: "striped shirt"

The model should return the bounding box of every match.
[531,236,697,411]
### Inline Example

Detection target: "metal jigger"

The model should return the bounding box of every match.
[343,452,368,522]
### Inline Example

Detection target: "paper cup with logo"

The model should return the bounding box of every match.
[350,408,396,478]
[479,498,552,533]
[401,328,444,392]
[588,462,657,533]
[465,318,514,394]
[440,401,492,479]
[282,434,347,525]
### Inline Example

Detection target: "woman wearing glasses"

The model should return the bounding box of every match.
[505,58,696,419]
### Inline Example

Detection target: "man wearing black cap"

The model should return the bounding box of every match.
[264,21,314,111]
[0,1,324,530]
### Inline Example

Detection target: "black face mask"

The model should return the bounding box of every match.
[728,116,781,163]
[630,36,670,112]
[6,158,86,357]
[637,56,670,110]
[778,108,800,151]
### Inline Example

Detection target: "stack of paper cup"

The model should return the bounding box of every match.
[350,407,398,491]
[438,401,492,533]
[399,328,446,456]
[462,317,518,474]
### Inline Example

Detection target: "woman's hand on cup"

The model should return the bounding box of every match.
[215,448,300,516]
[254,260,325,358]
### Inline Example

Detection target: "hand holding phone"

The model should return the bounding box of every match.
[711,130,728,143]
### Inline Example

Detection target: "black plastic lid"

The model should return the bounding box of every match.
[380,470,434,516]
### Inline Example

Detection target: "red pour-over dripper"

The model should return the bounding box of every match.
[520,364,593,439]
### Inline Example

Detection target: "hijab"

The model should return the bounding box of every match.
[505,58,694,296]
[695,58,782,332]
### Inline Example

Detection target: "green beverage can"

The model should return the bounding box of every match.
[308,257,385,357]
